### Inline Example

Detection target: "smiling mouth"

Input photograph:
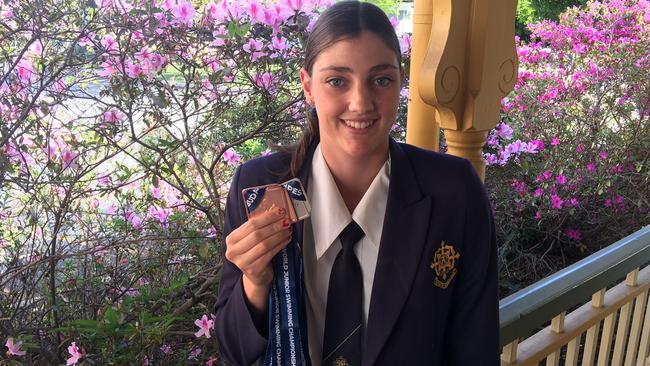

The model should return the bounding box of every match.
[342,119,377,129]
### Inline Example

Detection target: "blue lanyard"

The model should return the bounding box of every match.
[264,237,310,365]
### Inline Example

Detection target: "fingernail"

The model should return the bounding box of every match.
[282,218,291,228]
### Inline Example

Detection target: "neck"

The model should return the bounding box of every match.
[321,146,389,213]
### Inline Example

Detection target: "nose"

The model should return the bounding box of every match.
[348,83,374,113]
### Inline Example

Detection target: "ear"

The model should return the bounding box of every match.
[300,68,313,104]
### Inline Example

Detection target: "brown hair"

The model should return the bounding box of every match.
[283,1,402,179]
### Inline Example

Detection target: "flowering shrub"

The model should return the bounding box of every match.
[485,0,650,293]
[0,0,410,364]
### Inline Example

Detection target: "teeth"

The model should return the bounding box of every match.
[343,120,375,129]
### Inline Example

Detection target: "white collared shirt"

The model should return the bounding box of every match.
[303,144,390,365]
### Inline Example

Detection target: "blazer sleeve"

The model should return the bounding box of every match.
[444,160,500,365]
[214,165,269,365]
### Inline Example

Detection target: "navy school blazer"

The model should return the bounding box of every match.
[214,139,500,365]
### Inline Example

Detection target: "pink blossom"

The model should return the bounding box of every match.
[147,206,171,223]
[61,149,79,171]
[566,197,579,207]
[67,342,82,365]
[496,122,513,140]
[483,153,497,166]
[533,188,544,197]
[171,0,196,27]
[222,148,240,166]
[151,186,162,199]
[261,148,272,157]
[269,35,288,54]
[536,170,553,182]
[529,139,544,152]
[207,356,218,366]
[253,72,276,93]
[16,59,34,84]
[243,38,266,61]
[534,211,542,220]
[5,337,27,356]
[511,179,527,195]
[551,136,560,146]
[188,347,202,360]
[389,15,399,28]
[575,143,585,153]
[126,211,143,230]
[586,162,596,172]
[556,174,567,185]
[134,47,152,62]
[98,60,116,77]
[550,194,564,209]
[160,344,172,354]
[604,199,612,207]
[400,33,412,55]
[247,0,264,23]
[100,35,118,53]
[564,228,582,241]
[614,194,624,205]
[125,60,142,78]
[103,109,124,123]
[194,314,215,338]
[599,151,608,160]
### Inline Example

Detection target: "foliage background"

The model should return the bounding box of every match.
[0,0,648,364]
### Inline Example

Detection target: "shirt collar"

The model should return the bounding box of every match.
[308,144,391,260]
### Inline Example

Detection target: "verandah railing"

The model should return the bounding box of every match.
[499,225,650,366]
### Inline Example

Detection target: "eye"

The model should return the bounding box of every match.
[326,78,344,87]
[374,77,393,87]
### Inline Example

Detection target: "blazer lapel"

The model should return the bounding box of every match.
[363,140,433,366]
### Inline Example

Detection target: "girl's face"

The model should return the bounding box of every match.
[301,31,402,163]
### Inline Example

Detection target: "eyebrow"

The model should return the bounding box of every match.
[318,64,399,73]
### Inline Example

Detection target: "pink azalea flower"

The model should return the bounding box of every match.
[575,143,585,153]
[100,35,118,53]
[188,347,202,360]
[98,60,116,77]
[5,337,27,356]
[126,211,143,230]
[566,197,579,207]
[67,342,82,365]
[533,188,544,197]
[564,228,582,241]
[61,149,79,171]
[222,148,240,166]
[389,15,399,28]
[207,356,218,366]
[604,198,612,207]
[260,148,272,157]
[103,109,124,123]
[253,72,275,93]
[151,186,162,199]
[529,139,544,152]
[269,35,288,53]
[550,194,564,209]
[599,151,608,160]
[125,60,142,78]
[556,174,567,185]
[586,162,596,172]
[534,211,542,220]
[551,136,560,146]
[147,206,171,223]
[160,344,172,354]
[16,58,34,84]
[483,153,497,166]
[172,0,196,27]
[399,33,412,55]
[194,314,215,338]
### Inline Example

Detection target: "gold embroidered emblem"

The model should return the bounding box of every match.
[430,241,460,289]
[334,356,349,366]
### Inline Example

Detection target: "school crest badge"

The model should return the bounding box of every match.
[334,356,349,366]
[430,241,460,289]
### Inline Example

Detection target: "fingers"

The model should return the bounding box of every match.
[227,207,287,244]
[237,228,292,269]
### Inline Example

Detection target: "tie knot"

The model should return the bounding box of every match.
[339,221,365,249]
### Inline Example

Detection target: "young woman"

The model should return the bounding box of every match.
[214,2,499,365]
